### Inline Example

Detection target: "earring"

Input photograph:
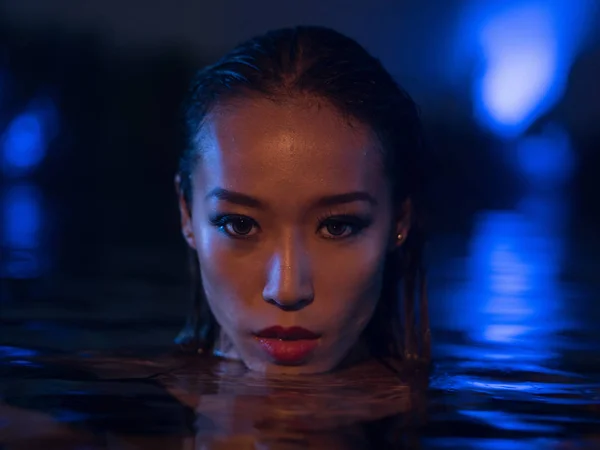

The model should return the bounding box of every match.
[185,231,195,243]
[397,233,403,242]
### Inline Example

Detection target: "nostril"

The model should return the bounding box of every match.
[264,297,314,312]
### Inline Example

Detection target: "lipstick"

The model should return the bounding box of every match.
[254,326,320,365]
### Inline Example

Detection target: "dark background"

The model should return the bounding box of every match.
[1,0,599,352]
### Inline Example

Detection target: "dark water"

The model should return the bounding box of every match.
[2,193,600,448]
[1,320,599,449]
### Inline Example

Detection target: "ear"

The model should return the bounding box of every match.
[175,174,197,250]
[390,198,412,251]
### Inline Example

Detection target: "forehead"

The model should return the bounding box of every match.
[194,98,387,204]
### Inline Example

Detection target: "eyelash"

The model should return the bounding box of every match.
[209,214,260,239]
[315,213,371,240]
[209,213,371,240]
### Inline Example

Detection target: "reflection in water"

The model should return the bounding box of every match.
[439,125,576,361]
[424,130,600,448]
[0,183,48,279]
[467,201,568,354]
[0,338,598,448]
[0,353,427,448]
[437,195,572,366]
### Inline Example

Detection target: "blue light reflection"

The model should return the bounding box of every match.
[0,183,46,278]
[426,186,600,442]
[463,200,569,356]
[432,190,574,370]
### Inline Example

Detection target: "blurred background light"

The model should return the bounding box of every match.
[515,124,575,187]
[459,0,596,138]
[1,97,59,177]
[3,113,46,169]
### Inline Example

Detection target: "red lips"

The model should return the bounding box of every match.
[255,326,320,340]
[254,326,321,365]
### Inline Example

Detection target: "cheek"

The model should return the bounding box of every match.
[191,221,264,328]
[313,239,389,332]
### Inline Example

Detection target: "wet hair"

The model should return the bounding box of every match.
[176,26,430,365]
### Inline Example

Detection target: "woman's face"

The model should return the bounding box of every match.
[179,97,406,374]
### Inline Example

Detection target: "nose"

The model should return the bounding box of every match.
[262,237,314,312]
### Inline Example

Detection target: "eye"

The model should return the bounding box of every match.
[226,217,256,236]
[211,215,259,238]
[323,221,351,238]
[318,216,370,240]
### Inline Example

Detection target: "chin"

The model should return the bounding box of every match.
[229,338,353,375]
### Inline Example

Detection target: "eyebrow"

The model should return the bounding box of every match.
[205,188,377,209]
[312,191,378,208]
[205,188,264,208]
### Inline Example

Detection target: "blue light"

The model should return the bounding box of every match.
[460,410,560,433]
[515,124,574,186]
[461,0,595,138]
[467,208,567,348]
[2,184,41,249]
[1,97,59,176]
[2,113,46,171]
[1,184,45,278]
[0,346,39,359]
[437,197,571,365]
[423,439,559,449]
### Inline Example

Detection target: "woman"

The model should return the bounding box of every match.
[175,25,429,375]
